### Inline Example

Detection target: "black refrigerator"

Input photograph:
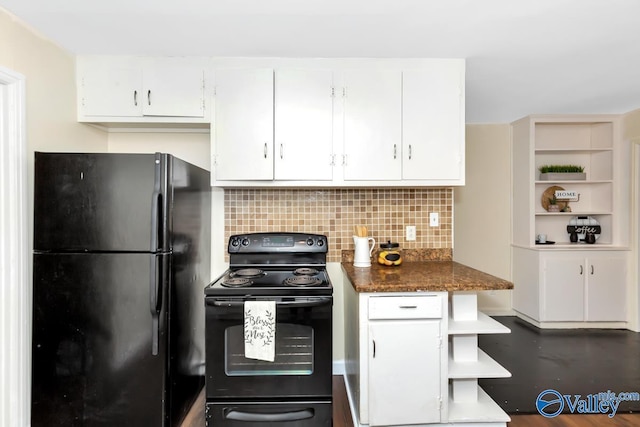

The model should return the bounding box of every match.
[32,152,211,426]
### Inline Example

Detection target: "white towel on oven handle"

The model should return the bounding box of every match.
[244,300,276,362]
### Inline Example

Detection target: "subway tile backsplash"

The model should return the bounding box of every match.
[224,188,453,262]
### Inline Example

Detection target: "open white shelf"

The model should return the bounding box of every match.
[448,386,511,423]
[448,349,511,379]
[448,312,511,335]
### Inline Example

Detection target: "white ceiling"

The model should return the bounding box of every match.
[2,0,639,123]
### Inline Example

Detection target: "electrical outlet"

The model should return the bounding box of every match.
[430,212,439,227]
[406,225,416,241]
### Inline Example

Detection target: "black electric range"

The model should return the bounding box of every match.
[204,233,333,427]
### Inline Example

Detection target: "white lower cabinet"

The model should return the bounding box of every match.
[343,288,447,426]
[513,248,628,324]
[343,285,512,426]
[368,298,443,426]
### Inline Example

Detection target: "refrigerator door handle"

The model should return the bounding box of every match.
[150,152,169,252]
[150,154,162,252]
[149,256,163,356]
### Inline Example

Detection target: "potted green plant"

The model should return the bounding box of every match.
[539,164,586,181]
[547,195,561,212]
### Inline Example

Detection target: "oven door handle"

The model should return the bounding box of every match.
[224,408,314,422]
[207,297,332,308]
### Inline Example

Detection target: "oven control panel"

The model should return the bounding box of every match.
[228,233,328,253]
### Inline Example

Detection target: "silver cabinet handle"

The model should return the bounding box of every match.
[280,143,284,159]
[134,90,138,106]
[393,144,397,159]
[372,340,376,358]
[580,265,583,275]
[147,90,151,106]
[399,305,418,309]
[591,265,594,275]
[409,144,412,160]
[264,143,268,159]
[342,154,347,166]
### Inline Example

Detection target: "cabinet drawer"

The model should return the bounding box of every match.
[368,295,442,320]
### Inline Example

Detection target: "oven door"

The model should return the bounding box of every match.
[205,296,333,400]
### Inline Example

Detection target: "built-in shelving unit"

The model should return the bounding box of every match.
[512,115,628,248]
[511,115,631,327]
[447,293,511,426]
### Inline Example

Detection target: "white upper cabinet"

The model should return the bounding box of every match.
[79,61,141,117]
[402,64,464,181]
[212,67,335,182]
[340,60,465,185]
[342,69,403,181]
[212,68,274,181]
[77,56,207,122]
[274,69,334,181]
[76,57,466,186]
[142,62,206,117]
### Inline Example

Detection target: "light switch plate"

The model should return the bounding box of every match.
[430,213,439,227]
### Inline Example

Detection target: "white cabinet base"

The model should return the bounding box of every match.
[343,281,511,426]
[515,310,628,330]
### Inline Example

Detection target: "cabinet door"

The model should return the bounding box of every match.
[542,257,584,321]
[79,59,141,117]
[213,68,274,181]
[274,69,334,180]
[586,256,627,321]
[368,320,441,426]
[402,64,464,180]
[343,69,402,181]
[142,61,205,117]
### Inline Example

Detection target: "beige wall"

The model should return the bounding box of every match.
[0,9,107,152]
[454,124,513,314]
[622,109,640,331]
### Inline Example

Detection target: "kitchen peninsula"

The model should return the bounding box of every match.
[342,250,514,427]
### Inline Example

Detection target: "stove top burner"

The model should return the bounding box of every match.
[294,267,319,276]
[221,277,253,288]
[231,268,265,279]
[283,275,323,287]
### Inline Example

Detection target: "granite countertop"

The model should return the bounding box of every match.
[341,249,513,293]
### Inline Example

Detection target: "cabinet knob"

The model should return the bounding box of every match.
[147,90,151,106]
[264,143,268,159]
[580,265,583,275]
[393,144,397,160]
[133,90,138,106]
[409,144,412,160]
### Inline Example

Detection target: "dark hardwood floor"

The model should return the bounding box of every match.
[479,316,640,415]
